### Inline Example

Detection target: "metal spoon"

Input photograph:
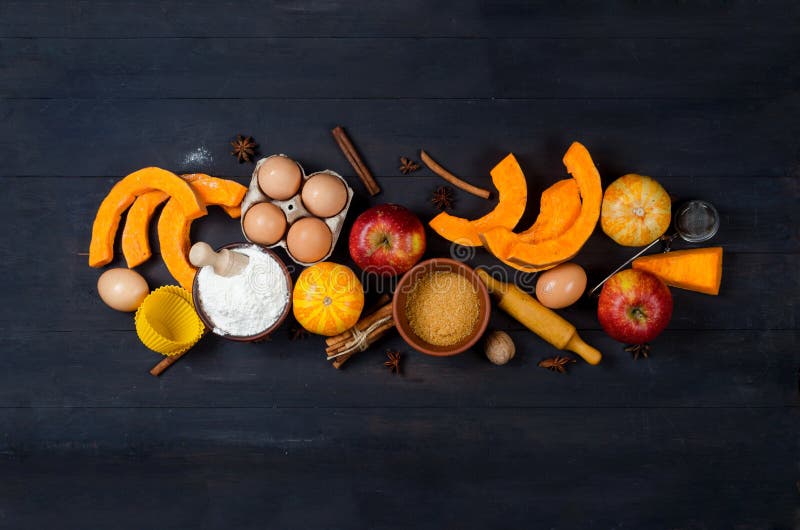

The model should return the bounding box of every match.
[588,200,719,297]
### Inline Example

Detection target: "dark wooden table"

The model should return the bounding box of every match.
[1,2,798,528]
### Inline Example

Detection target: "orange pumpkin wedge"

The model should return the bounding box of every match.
[120,190,170,268]
[180,174,246,218]
[520,179,582,243]
[156,178,248,291]
[481,178,583,272]
[157,199,196,291]
[481,142,602,270]
[633,247,723,295]
[88,167,206,267]
[429,153,527,247]
[121,175,247,268]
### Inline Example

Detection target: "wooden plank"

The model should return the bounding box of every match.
[1,98,798,178]
[1,1,798,38]
[2,36,796,99]
[0,329,795,408]
[0,408,796,528]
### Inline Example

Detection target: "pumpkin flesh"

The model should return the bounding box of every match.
[480,178,582,272]
[88,167,206,267]
[429,153,527,247]
[121,190,169,268]
[122,174,247,269]
[633,247,723,295]
[481,142,602,269]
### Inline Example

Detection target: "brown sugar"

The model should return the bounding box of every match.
[405,271,479,346]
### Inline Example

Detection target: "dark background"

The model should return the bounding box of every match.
[1,2,798,528]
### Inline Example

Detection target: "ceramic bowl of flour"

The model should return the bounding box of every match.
[192,243,293,342]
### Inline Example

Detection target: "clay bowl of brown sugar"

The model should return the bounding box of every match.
[392,258,490,356]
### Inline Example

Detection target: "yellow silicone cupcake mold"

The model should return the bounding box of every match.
[135,286,205,356]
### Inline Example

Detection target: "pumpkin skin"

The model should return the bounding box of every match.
[601,173,671,247]
[293,262,365,336]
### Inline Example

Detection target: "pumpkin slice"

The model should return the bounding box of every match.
[88,167,206,267]
[156,177,248,291]
[481,142,602,269]
[180,174,246,218]
[121,190,170,268]
[429,153,527,246]
[121,175,247,268]
[480,178,583,272]
[520,179,582,242]
[482,178,582,264]
[157,199,196,291]
[633,247,723,295]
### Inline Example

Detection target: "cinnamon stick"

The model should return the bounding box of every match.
[330,319,396,369]
[150,350,187,376]
[325,303,392,350]
[420,149,491,200]
[331,126,380,196]
[325,295,390,347]
[325,307,393,356]
[324,299,396,368]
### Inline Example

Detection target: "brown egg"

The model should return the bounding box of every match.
[301,172,348,217]
[257,156,302,200]
[535,262,587,309]
[243,202,287,245]
[97,268,149,312]
[286,217,332,263]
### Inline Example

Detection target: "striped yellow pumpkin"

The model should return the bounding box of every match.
[293,262,364,336]
[601,173,671,247]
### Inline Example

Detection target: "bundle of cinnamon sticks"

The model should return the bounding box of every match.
[325,297,395,369]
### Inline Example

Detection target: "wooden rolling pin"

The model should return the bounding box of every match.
[476,269,602,365]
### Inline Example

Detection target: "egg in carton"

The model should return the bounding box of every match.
[240,154,354,267]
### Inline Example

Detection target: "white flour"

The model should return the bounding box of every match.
[196,245,290,337]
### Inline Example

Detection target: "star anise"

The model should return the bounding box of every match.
[538,356,576,374]
[231,135,257,163]
[399,157,421,174]
[625,343,651,360]
[384,350,402,374]
[288,326,308,341]
[431,185,454,211]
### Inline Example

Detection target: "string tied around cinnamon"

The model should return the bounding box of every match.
[327,315,393,360]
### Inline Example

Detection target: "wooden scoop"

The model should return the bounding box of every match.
[189,242,249,277]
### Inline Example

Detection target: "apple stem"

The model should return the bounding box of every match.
[365,236,391,258]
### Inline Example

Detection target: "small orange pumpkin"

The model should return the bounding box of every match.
[293,262,364,336]
[601,173,671,247]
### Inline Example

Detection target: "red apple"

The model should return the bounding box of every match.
[597,269,673,345]
[349,204,426,276]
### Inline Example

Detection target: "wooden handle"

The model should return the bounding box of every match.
[189,242,249,277]
[565,334,602,365]
[189,242,217,268]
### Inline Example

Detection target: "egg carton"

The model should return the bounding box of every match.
[241,154,354,267]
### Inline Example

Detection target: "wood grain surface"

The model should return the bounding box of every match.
[0,2,798,529]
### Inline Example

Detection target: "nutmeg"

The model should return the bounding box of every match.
[484,330,515,365]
